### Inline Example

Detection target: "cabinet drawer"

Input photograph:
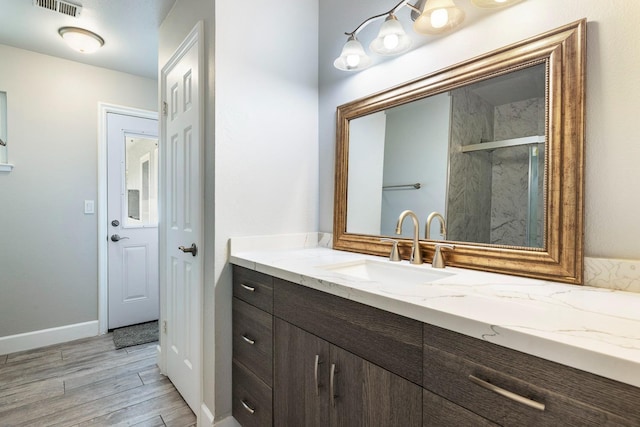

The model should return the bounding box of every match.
[423,388,497,427]
[424,343,634,426]
[423,323,640,424]
[233,266,273,313]
[233,361,273,427]
[274,278,423,385]
[233,297,273,386]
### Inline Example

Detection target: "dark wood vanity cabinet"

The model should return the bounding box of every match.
[273,279,422,427]
[232,265,640,427]
[232,268,274,427]
[233,266,422,426]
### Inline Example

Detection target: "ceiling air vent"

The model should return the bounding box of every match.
[33,0,82,18]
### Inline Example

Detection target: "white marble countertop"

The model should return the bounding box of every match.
[230,234,640,389]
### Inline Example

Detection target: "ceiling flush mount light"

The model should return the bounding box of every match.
[58,27,104,53]
[413,0,465,35]
[334,35,372,71]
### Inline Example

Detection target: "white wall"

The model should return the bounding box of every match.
[215,0,319,420]
[0,44,157,338]
[347,112,386,234]
[319,0,640,261]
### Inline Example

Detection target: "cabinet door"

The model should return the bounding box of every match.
[274,319,330,427]
[330,344,422,427]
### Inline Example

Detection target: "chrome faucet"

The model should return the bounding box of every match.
[395,210,423,265]
[432,243,455,268]
[426,212,447,240]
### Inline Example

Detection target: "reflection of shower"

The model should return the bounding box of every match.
[457,136,545,248]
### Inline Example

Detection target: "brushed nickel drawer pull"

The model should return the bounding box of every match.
[240,399,255,414]
[241,335,255,345]
[330,363,337,407]
[240,284,255,292]
[469,375,546,411]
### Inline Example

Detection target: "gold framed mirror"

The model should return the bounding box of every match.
[333,19,585,284]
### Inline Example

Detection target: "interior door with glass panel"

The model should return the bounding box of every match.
[107,112,159,329]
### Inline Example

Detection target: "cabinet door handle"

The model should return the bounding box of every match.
[330,363,337,407]
[240,284,255,292]
[240,399,255,414]
[469,375,546,411]
[314,354,322,396]
[241,335,255,345]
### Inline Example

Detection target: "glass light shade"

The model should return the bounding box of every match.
[413,0,465,35]
[472,0,521,8]
[58,27,104,54]
[369,15,412,56]
[334,36,372,71]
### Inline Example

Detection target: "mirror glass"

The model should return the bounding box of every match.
[125,135,159,227]
[334,20,585,284]
[346,64,546,248]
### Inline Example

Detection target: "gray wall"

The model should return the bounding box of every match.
[0,44,157,337]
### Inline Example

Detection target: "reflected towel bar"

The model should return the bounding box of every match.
[383,183,421,190]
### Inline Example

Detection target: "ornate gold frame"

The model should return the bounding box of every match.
[333,20,585,284]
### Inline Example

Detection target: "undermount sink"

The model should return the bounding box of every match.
[319,259,454,285]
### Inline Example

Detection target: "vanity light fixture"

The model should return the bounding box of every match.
[334,0,411,71]
[370,14,412,56]
[58,27,104,53]
[412,0,465,35]
[334,35,373,71]
[334,0,523,71]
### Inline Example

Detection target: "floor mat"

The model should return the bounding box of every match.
[112,320,159,349]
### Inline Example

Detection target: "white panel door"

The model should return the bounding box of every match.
[161,23,202,414]
[107,113,159,330]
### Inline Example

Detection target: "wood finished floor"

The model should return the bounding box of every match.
[0,334,196,426]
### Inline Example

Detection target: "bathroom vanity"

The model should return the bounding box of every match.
[230,241,640,426]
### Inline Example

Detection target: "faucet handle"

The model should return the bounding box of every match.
[380,238,401,262]
[432,243,455,268]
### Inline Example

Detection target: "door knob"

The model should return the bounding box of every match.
[178,243,198,257]
[110,234,129,242]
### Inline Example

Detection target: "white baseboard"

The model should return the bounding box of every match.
[0,320,99,355]
[213,415,240,427]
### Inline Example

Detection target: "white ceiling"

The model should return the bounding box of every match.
[0,0,176,79]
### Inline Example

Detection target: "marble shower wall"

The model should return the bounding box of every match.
[490,97,545,247]
[447,87,493,243]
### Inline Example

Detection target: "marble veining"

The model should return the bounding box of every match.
[585,257,640,293]
[230,237,640,389]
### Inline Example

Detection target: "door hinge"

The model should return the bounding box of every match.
[162,101,168,117]
[163,320,168,334]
